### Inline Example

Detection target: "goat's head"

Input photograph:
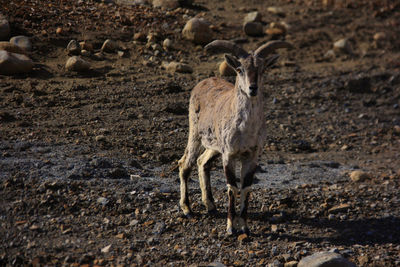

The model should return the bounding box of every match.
[205,40,293,98]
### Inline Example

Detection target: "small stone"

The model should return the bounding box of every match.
[208,262,226,267]
[163,61,193,73]
[357,255,369,266]
[80,50,90,57]
[97,197,109,206]
[237,233,250,242]
[9,36,32,51]
[182,18,213,45]
[0,50,33,75]
[117,51,126,57]
[0,41,28,55]
[298,252,356,267]
[66,40,81,55]
[0,13,10,40]
[115,233,125,239]
[373,32,387,42]
[134,32,147,42]
[244,11,262,24]
[271,224,278,233]
[324,49,336,60]
[333,38,352,54]
[101,244,112,253]
[328,203,350,214]
[266,22,287,36]
[219,60,236,76]
[65,56,90,72]
[350,170,370,182]
[101,39,118,53]
[284,261,298,267]
[130,219,139,226]
[56,27,63,35]
[267,6,285,16]
[163,38,173,50]
[243,22,263,37]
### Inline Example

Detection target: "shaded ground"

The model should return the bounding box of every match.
[1,0,400,266]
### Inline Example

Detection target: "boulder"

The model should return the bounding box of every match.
[244,11,262,24]
[333,38,352,54]
[350,170,370,182]
[65,56,90,72]
[298,252,356,267]
[152,0,180,9]
[0,50,33,75]
[10,36,32,51]
[163,61,193,73]
[0,13,10,40]
[0,41,28,55]
[182,18,213,45]
[243,22,263,37]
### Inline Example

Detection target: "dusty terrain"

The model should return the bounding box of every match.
[1,0,400,266]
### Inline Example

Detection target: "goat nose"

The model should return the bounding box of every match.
[249,85,258,96]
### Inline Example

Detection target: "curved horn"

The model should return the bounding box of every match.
[254,41,293,58]
[205,40,249,58]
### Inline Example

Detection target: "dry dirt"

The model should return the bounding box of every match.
[1,0,400,266]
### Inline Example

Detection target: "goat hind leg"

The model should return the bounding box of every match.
[197,149,219,213]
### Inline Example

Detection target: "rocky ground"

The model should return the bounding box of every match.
[1,0,400,266]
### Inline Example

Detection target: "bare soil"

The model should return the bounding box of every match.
[1,0,400,266]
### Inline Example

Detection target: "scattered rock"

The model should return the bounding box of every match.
[97,197,109,206]
[79,41,93,52]
[0,50,33,75]
[324,49,336,60]
[267,6,285,16]
[182,18,213,45]
[0,13,10,40]
[93,52,104,61]
[243,22,263,37]
[328,203,351,214]
[298,252,356,267]
[350,170,370,182]
[152,0,180,9]
[56,27,63,35]
[284,261,299,267]
[163,61,193,73]
[9,36,32,52]
[244,11,262,24]
[333,38,352,54]
[163,38,173,50]
[81,50,90,57]
[66,40,81,55]
[219,60,236,76]
[266,22,287,36]
[238,233,250,242]
[65,56,90,72]
[101,39,118,53]
[101,244,112,253]
[133,32,147,42]
[0,41,28,55]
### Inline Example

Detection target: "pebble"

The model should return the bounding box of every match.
[237,233,250,242]
[328,203,350,214]
[79,41,93,51]
[66,40,81,55]
[163,61,193,73]
[80,49,90,57]
[0,41,28,55]
[65,56,90,72]
[0,50,33,75]
[56,27,63,35]
[0,13,10,40]
[133,32,147,42]
[96,197,109,206]
[163,38,173,50]
[267,6,285,16]
[101,39,118,53]
[9,36,32,52]
[101,244,112,253]
[182,18,214,45]
[219,60,236,76]
[266,22,287,36]
[333,38,352,54]
[350,170,370,182]
[298,252,356,267]
[243,22,263,37]
[284,261,298,267]
[244,11,262,24]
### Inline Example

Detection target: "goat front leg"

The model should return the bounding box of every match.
[197,149,219,213]
[223,156,238,235]
[238,155,257,235]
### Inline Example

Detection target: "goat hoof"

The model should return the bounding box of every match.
[184,212,193,219]
[226,227,237,236]
[239,227,250,236]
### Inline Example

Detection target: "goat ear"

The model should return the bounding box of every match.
[224,54,241,70]
[264,54,280,69]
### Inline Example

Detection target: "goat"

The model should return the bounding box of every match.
[178,40,292,235]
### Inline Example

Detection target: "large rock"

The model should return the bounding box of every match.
[65,56,90,72]
[152,0,180,9]
[298,252,356,267]
[10,36,32,52]
[350,170,370,182]
[244,11,262,24]
[0,41,28,55]
[333,38,352,54]
[0,50,33,75]
[0,13,10,40]
[163,61,193,73]
[243,22,263,37]
[182,18,213,45]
